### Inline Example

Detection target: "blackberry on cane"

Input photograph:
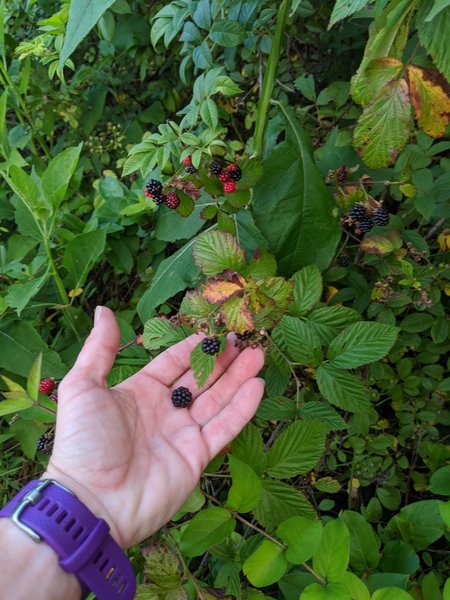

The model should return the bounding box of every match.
[236,330,253,341]
[171,386,193,408]
[201,337,221,355]
[227,164,242,181]
[153,193,166,205]
[165,192,180,209]
[185,165,197,174]
[36,431,55,454]
[373,207,390,226]
[337,255,350,267]
[358,216,374,233]
[349,203,366,220]
[145,179,163,196]
[210,160,223,175]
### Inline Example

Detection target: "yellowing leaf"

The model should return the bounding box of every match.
[399,183,416,197]
[437,230,450,251]
[360,234,394,255]
[221,296,254,334]
[444,284,450,297]
[202,280,243,303]
[68,287,83,298]
[353,77,412,168]
[408,65,450,137]
[326,286,339,303]
[352,57,403,106]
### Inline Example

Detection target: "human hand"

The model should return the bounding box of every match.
[44,307,265,548]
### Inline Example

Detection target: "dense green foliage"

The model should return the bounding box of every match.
[1,0,449,598]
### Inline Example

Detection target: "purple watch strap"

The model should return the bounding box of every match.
[0,480,136,600]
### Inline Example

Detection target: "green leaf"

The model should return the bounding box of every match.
[209,19,246,47]
[190,340,217,388]
[291,265,322,316]
[137,237,201,321]
[341,511,381,572]
[280,316,322,366]
[243,540,288,588]
[8,165,50,221]
[328,0,370,29]
[341,573,370,600]
[313,519,350,582]
[26,353,42,401]
[254,478,315,532]
[63,230,106,290]
[140,544,183,592]
[353,77,412,168]
[231,422,267,476]
[194,230,245,276]
[253,105,339,276]
[418,5,450,81]
[179,290,217,320]
[307,306,362,344]
[60,0,117,67]
[5,272,50,317]
[200,98,218,129]
[351,57,404,107]
[266,421,327,479]
[378,541,419,575]
[328,322,398,369]
[277,516,323,564]
[301,582,351,600]
[226,455,262,513]
[213,75,243,97]
[155,199,205,242]
[371,590,414,600]
[300,401,348,431]
[179,507,236,557]
[387,500,446,550]
[429,466,450,495]
[0,396,33,417]
[245,250,277,278]
[316,364,370,413]
[143,318,189,350]
[257,396,297,421]
[41,144,82,209]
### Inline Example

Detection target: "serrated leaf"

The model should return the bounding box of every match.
[243,540,288,588]
[63,230,106,290]
[231,422,267,475]
[200,98,219,129]
[254,478,315,532]
[143,318,189,350]
[221,296,254,334]
[408,65,450,137]
[209,19,246,47]
[307,306,361,344]
[226,455,262,513]
[190,341,217,388]
[245,250,277,278]
[179,290,217,320]
[277,516,323,564]
[351,57,403,107]
[202,280,243,303]
[266,421,327,478]
[142,544,183,589]
[291,265,322,315]
[328,0,370,29]
[179,507,236,557]
[213,75,243,97]
[257,396,297,420]
[314,477,341,493]
[360,234,395,255]
[328,321,398,368]
[194,231,245,276]
[280,316,322,366]
[5,272,50,317]
[418,5,450,81]
[300,401,348,430]
[317,364,370,412]
[354,77,412,168]
[313,519,350,582]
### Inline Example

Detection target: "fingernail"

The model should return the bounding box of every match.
[94,305,103,326]
[256,377,265,386]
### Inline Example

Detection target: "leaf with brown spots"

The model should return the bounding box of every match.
[202,280,244,303]
[408,65,450,137]
[170,178,201,200]
[221,296,254,334]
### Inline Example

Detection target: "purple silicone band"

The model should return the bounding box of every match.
[0,480,136,600]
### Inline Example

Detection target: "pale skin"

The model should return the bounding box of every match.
[0,306,265,600]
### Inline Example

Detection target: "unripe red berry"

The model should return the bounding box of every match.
[218,171,231,182]
[181,155,192,166]
[39,378,55,395]
[165,192,180,209]
[223,181,236,193]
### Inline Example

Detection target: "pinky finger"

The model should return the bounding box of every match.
[201,378,265,458]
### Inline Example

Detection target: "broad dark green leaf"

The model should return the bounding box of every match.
[243,540,288,588]
[193,230,245,276]
[231,422,267,475]
[341,511,381,571]
[266,420,327,478]
[209,19,246,47]
[254,478,315,532]
[307,306,362,344]
[313,518,350,582]
[5,272,49,317]
[63,230,106,290]
[280,316,322,366]
[277,516,323,564]
[179,507,236,557]
[418,5,450,81]
[378,541,419,575]
[60,0,117,66]
[386,500,446,550]
[371,590,414,600]
[226,455,262,513]
[429,466,450,495]
[41,144,82,209]
[328,322,398,369]
[302,582,351,600]
[252,105,339,276]
[300,401,347,431]
[316,364,370,412]
[256,396,297,420]
[329,0,370,28]
[190,340,217,388]
[290,265,322,316]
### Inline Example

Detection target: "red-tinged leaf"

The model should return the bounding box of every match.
[171,178,201,200]
[407,65,450,138]
[360,234,395,255]
[202,280,243,303]
[221,296,254,334]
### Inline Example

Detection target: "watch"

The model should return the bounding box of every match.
[0,479,136,599]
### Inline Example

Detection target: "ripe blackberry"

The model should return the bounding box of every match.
[210,160,223,175]
[171,386,193,408]
[349,203,366,220]
[39,378,55,395]
[181,155,192,166]
[36,431,55,454]
[165,192,180,209]
[152,192,165,205]
[236,330,253,341]
[358,216,374,233]
[145,179,163,196]
[185,166,197,174]
[337,255,350,267]
[227,164,242,181]
[49,390,58,403]
[218,171,231,182]
[373,207,390,226]
[223,181,236,193]
[201,337,221,355]
[336,166,348,182]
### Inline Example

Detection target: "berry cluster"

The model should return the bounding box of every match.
[235,330,253,341]
[346,203,390,234]
[171,386,193,408]
[36,431,55,454]
[144,179,180,210]
[201,337,221,355]
[209,160,242,194]
[182,155,197,174]
[39,378,58,403]
[337,255,350,267]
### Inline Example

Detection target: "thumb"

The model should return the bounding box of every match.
[63,306,121,387]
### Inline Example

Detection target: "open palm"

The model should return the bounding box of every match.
[44,307,265,548]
